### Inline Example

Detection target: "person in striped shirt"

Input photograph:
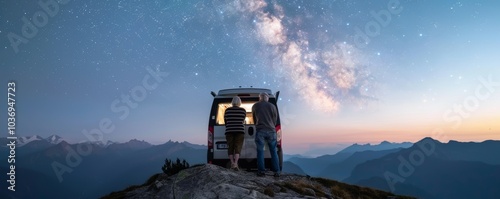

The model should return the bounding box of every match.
[224,96,247,170]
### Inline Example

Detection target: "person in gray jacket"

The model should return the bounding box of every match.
[252,92,280,177]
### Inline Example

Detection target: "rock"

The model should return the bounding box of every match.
[154,180,163,189]
[303,188,316,197]
[102,164,415,199]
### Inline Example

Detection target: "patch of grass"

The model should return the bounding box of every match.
[190,163,204,168]
[144,173,161,186]
[280,179,328,197]
[282,182,305,195]
[279,186,287,193]
[312,177,415,199]
[263,187,275,197]
[101,173,163,199]
[274,183,287,193]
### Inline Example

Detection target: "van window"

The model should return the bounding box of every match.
[216,102,257,125]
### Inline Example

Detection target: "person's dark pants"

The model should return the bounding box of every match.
[255,130,280,173]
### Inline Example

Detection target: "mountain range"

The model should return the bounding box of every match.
[288,140,412,176]
[15,135,65,147]
[0,135,306,198]
[0,136,206,199]
[2,135,499,199]
[287,138,500,199]
[344,138,500,199]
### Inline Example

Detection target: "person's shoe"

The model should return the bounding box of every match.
[230,163,237,170]
[273,172,280,178]
[233,164,240,171]
[257,171,265,177]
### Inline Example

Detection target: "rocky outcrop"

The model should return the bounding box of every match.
[103,164,414,199]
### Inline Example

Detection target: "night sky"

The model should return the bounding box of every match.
[1,0,499,156]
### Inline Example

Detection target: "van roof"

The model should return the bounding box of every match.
[215,88,274,98]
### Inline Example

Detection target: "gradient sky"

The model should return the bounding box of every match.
[1,0,499,156]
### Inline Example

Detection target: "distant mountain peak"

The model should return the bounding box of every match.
[17,135,45,147]
[104,140,116,147]
[338,140,413,154]
[47,134,62,138]
[45,134,65,145]
[416,137,441,144]
[166,139,181,144]
[380,141,391,145]
[107,139,152,150]
[14,135,69,147]
[126,139,152,146]
[181,141,206,150]
[128,138,149,143]
[55,140,70,147]
[45,135,64,144]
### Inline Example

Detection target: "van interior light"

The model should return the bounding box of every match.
[216,102,256,125]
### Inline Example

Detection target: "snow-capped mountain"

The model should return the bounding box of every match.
[17,135,44,147]
[104,140,116,147]
[15,135,65,147]
[80,139,117,147]
[45,135,65,145]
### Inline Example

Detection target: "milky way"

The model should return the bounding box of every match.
[225,0,373,112]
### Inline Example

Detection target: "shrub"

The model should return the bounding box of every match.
[162,158,190,176]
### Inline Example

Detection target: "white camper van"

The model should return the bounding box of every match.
[207,88,283,170]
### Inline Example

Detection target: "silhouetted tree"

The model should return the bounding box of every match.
[162,158,190,176]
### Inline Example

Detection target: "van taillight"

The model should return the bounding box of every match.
[208,126,214,148]
[276,125,282,147]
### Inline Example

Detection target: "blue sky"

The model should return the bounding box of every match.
[1,0,499,156]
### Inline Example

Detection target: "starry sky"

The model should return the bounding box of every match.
[1,0,499,156]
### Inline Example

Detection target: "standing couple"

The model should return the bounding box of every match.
[224,92,280,177]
